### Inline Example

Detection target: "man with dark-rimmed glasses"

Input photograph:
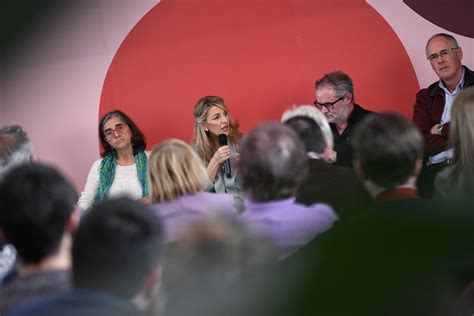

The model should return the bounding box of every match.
[314,71,373,167]
[413,33,474,198]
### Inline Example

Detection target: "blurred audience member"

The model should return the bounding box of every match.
[435,87,474,198]
[148,139,237,242]
[413,33,474,197]
[0,164,79,315]
[0,125,33,283]
[11,198,163,316]
[239,122,337,258]
[352,113,424,202]
[314,71,373,167]
[192,96,244,212]
[270,113,474,315]
[282,105,371,219]
[78,110,149,210]
[160,214,275,316]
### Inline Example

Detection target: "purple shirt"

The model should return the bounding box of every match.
[241,198,337,258]
[151,191,237,242]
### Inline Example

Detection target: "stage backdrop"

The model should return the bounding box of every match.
[1,0,473,191]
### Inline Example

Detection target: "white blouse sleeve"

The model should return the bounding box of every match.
[77,159,102,211]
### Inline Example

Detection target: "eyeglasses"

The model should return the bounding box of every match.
[104,123,127,140]
[314,94,346,111]
[427,47,459,62]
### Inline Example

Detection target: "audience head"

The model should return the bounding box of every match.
[148,139,208,203]
[0,163,77,264]
[281,105,333,158]
[240,122,308,201]
[0,125,33,179]
[165,214,275,288]
[98,110,146,157]
[352,113,423,190]
[192,96,241,161]
[448,87,474,188]
[161,214,275,315]
[425,33,463,84]
[72,198,163,299]
[314,71,355,124]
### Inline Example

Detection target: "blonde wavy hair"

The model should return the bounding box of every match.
[148,139,209,203]
[191,96,242,162]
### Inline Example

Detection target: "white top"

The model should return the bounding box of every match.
[77,156,146,211]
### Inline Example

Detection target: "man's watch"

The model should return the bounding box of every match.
[437,123,444,135]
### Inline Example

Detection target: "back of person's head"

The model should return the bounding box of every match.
[281,105,333,154]
[449,87,474,188]
[352,113,423,189]
[0,163,77,264]
[240,122,308,201]
[162,214,275,315]
[0,125,33,179]
[148,139,208,203]
[73,198,163,298]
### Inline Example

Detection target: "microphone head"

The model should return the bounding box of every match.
[218,134,228,146]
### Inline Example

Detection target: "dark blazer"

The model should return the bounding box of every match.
[296,159,372,220]
[330,103,374,167]
[413,66,474,157]
[276,197,474,316]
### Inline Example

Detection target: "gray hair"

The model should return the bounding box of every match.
[315,71,354,100]
[281,105,333,149]
[0,125,33,178]
[426,33,459,51]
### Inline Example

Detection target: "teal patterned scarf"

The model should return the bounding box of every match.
[95,151,148,204]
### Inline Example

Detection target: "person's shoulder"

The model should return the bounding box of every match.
[195,192,236,208]
[298,201,338,221]
[8,292,65,316]
[91,157,104,169]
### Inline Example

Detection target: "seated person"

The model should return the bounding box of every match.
[239,122,337,258]
[148,139,237,242]
[0,125,34,283]
[314,71,373,167]
[78,110,149,210]
[434,87,474,198]
[352,113,423,202]
[10,198,163,316]
[160,214,275,316]
[282,105,371,219]
[191,96,244,212]
[0,164,79,315]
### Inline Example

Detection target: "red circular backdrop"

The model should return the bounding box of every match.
[100,0,419,149]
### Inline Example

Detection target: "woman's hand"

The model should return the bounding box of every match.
[212,145,231,164]
[207,145,231,182]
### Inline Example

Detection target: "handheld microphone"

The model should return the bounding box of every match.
[217,134,232,178]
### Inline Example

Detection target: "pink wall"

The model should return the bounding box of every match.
[1,0,473,192]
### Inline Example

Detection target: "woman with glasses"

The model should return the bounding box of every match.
[191,96,244,212]
[78,110,149,210]
[148,139,237,242]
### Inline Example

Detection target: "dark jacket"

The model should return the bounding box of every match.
[330,103,374,167]
[413,66,474,157]
[296,159,372,219]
